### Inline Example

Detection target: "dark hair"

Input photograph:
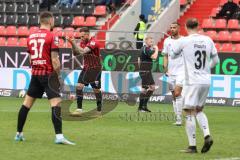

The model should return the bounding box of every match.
[79,27,90,33]
[171,22,180,26]
[139,14,145,20]
[186,18,199,29]
[40,11,53,24]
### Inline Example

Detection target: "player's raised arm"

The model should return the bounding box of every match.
[66,37,91,56]
[150,45,159,60]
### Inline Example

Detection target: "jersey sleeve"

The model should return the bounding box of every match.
[87,39,99,50]
[162,39,168,55]
[51,35,59,52]
[209,38,218,58]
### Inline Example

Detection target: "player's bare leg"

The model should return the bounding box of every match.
[181,109,198,153]
[71,83,85,116]
[196,107,213,153]
[15,95,36,141]
[50,97,75,145]
[173,86,183,126]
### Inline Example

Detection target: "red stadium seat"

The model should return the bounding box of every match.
[233,0,239,4]
[66,41,72,48]
[53,27,63,37]
[215,43,221,51]
[180,0,187,6]
[205,31,217,40]
[235,44,240,52]
[29,26,39,34]
[7,37,18,46]
[231,31,240,42]
[202,19,214,29]
[210,7,220,17]
[94,5,107,16]
[0,37,6,46]
[18,38,27,47]
[18,26,29,36]
[85,16,96,27]
[6,26,17,36]
[218,31,231,41]
[72,16,85,27]
[221,43,233,52]
[227,19,239,29]
[64,27,75,37]
[215,19,227,29]
[0,26,5,36]
[220,0,227,5]
[59,38,65,48]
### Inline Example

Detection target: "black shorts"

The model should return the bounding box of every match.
[27,74,60,99]
[139,71,155,88]
[78,68,102,89]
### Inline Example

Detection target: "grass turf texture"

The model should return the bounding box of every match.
[0,97,240,160]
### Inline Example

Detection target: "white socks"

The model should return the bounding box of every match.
[175,96,183,122]
[172,100,177,114]
[56,134,64,140]
[185,115,196,146]
[196,111,210,137]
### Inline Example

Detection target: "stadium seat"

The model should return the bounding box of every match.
[235,44,240,52]
[227,19,239,29]
[16,3,27,13]
[218,31,231,41]
[0,3,5,13]
[214,43,221,51]
[64,27,75,37]
[72,16,85,27]
[18,37,27,47]
[63,15,73,27]
[5,3,16,13]
[85,16,96,26]
[180,0,187,6]
[58,38,64,48]
[202,18,214,29]
[221,43,233,52]
[7,37,18,46]
[6,14,17,25]
[84,5,94,15]
[81,0,94,4]
[210,7,220,17]
[231,31,240,42]
[0,25,5,36]
[215,19,227,29]
[220,0,227,5]
[66,41,72,48]
[28,15,39,26]
[72,5,84,15]
[5,0,15,2]
[50,4,60,15]
[0,13,5,25]
[5,26,17,36]
[53,27,63,37]
[28,4,39,14]
[29,26,39,34]
[18,26,29,36]
[94,5,106,16]
[0,37,6,46]
[17,14,28,25]
[61,4,71,15]
[205,31,217,40]
[54,15,62,27]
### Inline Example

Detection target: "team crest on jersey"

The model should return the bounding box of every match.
[90,41,96,46]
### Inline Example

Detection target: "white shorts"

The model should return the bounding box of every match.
[183,84,210,109]
[168,75,184,91]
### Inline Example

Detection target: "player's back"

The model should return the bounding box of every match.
[180,34,217,85]
[27,29,58,75]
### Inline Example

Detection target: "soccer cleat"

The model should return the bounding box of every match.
[55,138,76,145]
[180,146,198,153]
[143,108,152,112]
[201,136,213,153]
[14,134,25,141]
[70,109,83,117]
[138,107,146,112]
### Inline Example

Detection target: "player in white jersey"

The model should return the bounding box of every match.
[170,18,219,153]
[162,22,184,126]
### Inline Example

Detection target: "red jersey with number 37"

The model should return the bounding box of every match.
[27,29,59,75]
[80,37,101,70]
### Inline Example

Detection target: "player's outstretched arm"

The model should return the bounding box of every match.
[151,45,159,60]
[66,37,91,55]
[51,51,61,76]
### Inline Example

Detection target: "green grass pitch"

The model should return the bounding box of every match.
[0,97,240,160]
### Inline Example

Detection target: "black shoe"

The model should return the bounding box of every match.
[180,146,198,153]
[143,108,151,112]
[138,107,146,112]
[201,135,213,153]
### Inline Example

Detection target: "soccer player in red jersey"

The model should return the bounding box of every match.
[15,11,75,145]
[66,27,102,116]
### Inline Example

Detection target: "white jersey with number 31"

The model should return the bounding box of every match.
[171,34,218,85]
